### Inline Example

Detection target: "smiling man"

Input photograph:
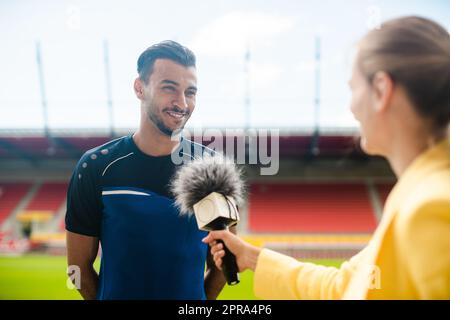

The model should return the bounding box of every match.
[65,41,227,300]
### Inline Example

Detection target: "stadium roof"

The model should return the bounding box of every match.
[0,128,364,161]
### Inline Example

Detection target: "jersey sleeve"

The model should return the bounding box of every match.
[65,153,102,237]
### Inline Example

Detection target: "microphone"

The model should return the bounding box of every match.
[170,153,245,285]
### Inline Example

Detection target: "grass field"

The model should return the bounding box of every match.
[0,254,343,300]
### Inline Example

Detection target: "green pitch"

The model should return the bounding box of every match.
[0,254,343,300]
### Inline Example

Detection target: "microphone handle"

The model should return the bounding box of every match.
[217,238,240,285]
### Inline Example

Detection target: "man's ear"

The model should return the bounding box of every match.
[371,71,394,113]
[134,78,145,100]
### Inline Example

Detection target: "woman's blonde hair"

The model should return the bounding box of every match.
[358,16,450,134]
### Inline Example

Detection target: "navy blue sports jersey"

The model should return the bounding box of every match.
[65,134,212,300]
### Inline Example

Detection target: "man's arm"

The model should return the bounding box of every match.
[66,231,100,300]
[204,225,237,299]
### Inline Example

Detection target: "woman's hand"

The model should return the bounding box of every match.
[202,230,262,272]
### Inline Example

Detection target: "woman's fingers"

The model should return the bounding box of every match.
[210,242,225,270]
[213,249,225,270]
[210,242,223,255]
[202,230,230,244]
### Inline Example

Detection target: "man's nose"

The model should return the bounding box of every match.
[172,92,188,110]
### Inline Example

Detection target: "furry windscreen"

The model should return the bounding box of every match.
[170,154,245,215]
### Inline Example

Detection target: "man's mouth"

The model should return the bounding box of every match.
[165,110,187,120]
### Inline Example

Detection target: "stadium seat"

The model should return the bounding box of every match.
[0,183,31,225]
[22,182,68,216]
[248,183,378,233]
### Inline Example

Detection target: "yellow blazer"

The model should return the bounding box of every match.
[254,140,450,299]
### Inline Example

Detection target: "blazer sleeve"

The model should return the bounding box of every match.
[253,245,371,300]
[398,198,450,299]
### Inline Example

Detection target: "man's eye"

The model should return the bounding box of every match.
[186,91,197,97]
[162,86,176,92]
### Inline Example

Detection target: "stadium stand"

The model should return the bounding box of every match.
[248,182,378,233]
[376,183,395,205]
[58,216,66,231]
[22,182,67,215]
[0,132,395,257]
[0,182,31,225]
[0,134,364,160]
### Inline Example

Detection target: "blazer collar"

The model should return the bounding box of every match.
[384,139,450,215]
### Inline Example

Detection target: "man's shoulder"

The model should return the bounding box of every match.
[75,135,133,175]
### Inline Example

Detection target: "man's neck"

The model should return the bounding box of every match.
[133,122,180,157]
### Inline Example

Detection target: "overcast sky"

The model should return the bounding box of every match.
[0,0,448,131]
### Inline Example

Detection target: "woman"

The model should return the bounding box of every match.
[203,16,450,299]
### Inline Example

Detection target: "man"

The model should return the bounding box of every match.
[66,40,228,299]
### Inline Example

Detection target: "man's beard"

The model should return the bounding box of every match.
[146,102,188,137]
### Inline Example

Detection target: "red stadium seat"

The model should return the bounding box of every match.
[24,182,68,215]
[248,183,378,233]
[0,183,31,225]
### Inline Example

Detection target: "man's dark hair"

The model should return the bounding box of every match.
[137,40,196,83]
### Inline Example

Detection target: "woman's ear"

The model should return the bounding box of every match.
[371,71,394,113]
[134,78,144,100]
